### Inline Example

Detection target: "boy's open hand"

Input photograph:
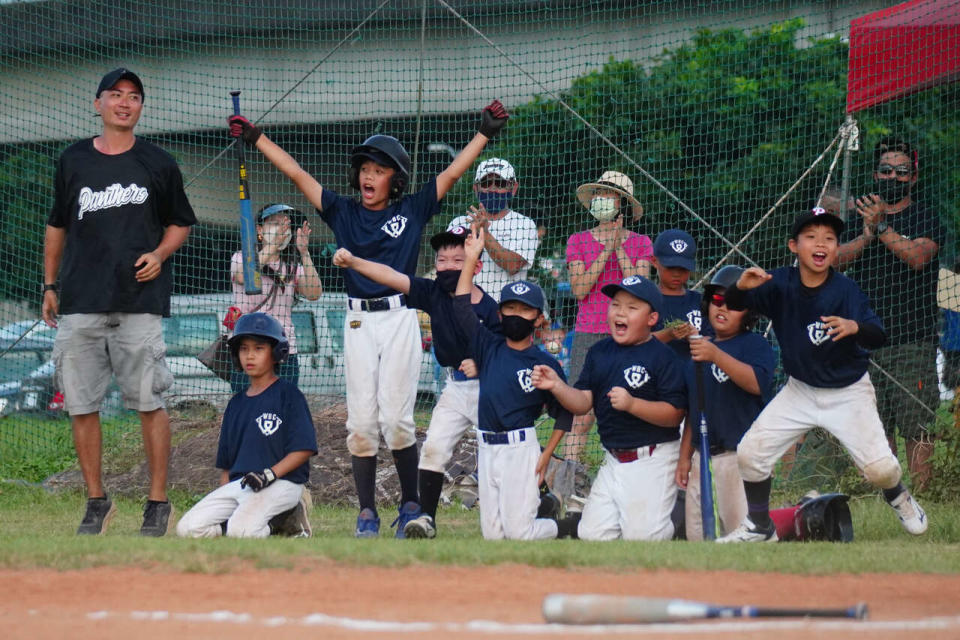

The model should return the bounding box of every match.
[607,386,633,412]
[822,315,859,341]
[332,247,354,268]
[737,266,772,290]
[531,364,560,390]
[464,223,485,259]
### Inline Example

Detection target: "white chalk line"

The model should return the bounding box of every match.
[73,609,960,634]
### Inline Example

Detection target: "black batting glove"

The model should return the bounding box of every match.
[228,114,262,145]
[240,467,276,492]
[478,100,509,139]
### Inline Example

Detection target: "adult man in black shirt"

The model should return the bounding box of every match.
[42,69,197,535]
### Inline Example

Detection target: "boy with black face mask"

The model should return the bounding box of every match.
[836,137,945,492]
[333,222,500,538]
[452,225,575,540]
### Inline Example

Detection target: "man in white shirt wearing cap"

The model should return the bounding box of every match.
[449,158,539,301]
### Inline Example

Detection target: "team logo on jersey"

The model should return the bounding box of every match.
[622,275,642,286]
[686,309,702,332]
[77,183,149,220]
[381,215,408,238]
[711,364,729,384]
[517,368,535,393]
[510,282,531,296]
[623,365,649,389]
[256,412,282,436]
[669,239,688,253]
[807,321,830,346]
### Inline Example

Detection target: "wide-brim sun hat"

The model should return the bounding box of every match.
[576,170,643,220]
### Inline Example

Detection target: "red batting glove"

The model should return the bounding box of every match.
[223,306,242,331]
[227,114,262,145]
[478,100,509,139]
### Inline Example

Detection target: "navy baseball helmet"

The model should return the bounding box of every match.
[499,281,545,312]
[349,135,411,199]
[96,68,144,100]
[601,275,663,313]
[228,312,289,369]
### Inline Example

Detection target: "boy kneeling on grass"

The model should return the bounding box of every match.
[177,313,317,538]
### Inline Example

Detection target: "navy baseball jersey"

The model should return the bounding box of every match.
[727,267,885,388]
[685,331,775,452]
[48,138,197,316]
[216,379,318,484]
[653,289,709,358]
[452,294,573,433]
[406,278,501,368]
[575,336,686,449]
[319,177,440,298]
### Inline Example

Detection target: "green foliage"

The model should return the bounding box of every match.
[923,403,960,502]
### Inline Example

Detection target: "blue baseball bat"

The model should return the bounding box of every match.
[693,341,716,540]
[231,91,262,295]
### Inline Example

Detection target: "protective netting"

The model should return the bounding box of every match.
[1,0,958,497]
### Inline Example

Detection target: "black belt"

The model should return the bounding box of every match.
[710,444,730,456]
[480,430,526,445]
[348,294,406,312]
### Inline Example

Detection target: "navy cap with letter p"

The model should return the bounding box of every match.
[653,229,696,271]
[499,280,545,312]
[790,206,844,239]
[96,68,145,100]
[601,275,664,313]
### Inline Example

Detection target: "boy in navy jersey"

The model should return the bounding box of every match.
[676,266,775,540]
[651,229,705,358]
[718,208,928,542]
[533,275,687,541]
[177,313,317,538]
[332,222,500,539]
[229,101,508,538]
[452,225,574,540]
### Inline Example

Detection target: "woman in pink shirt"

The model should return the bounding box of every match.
[564,171,652,460]
[230,203,323,391]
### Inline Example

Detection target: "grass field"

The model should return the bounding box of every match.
[1,482,958,575]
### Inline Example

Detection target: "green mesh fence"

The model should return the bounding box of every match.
[1,0,958,496]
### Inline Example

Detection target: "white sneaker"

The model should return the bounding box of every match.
[889,491,928,535]
[716,517,779,543]
[403,513,437,539]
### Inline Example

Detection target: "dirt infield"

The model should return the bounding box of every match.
[4,564,959,639]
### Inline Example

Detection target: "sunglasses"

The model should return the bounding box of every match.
[478,179,512,190]
[709,293,726,307]
[876,164,913,178]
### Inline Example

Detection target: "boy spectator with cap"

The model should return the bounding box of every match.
[43,68,197,536]
[449,158,539,301]
[651,230,705,358]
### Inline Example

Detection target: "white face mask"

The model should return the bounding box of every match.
[261,225,292,251]
[590,196,619,222]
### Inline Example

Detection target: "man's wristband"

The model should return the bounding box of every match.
[42,283,57,294]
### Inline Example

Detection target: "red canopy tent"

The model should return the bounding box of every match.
[847,0,960,113]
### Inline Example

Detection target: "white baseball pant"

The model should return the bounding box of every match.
[176,478,304,538]
[738,374,902,489]
[478,427,558,540]
[343,305,422,456]
[578,439,680,541]
[419,377,479,473]
[684,450,747,541]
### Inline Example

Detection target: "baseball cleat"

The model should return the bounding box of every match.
[270,488,313,538]
[140,500,173,537]
[556,511,582,539]
[391,501,423,539]
[355,508,380,538]
[716,517,778,543]
[403,513,437,539]
[77,497,117,535]
[537,491,561,521]
[888,491,928,535]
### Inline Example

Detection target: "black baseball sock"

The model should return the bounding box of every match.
[392,445,420,507]
[351,454,378,514]
[743,477,773,529]
[883,482,906,503]
[418,469,444,519]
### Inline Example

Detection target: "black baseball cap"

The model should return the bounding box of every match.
[601,275,664,313]
[429,223,469,251]
[499,281,545,312]
[96,68,144,100]
[790,207,844,239]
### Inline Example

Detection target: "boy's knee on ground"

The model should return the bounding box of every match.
[862,456,901,489]
[347,432,378,457]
